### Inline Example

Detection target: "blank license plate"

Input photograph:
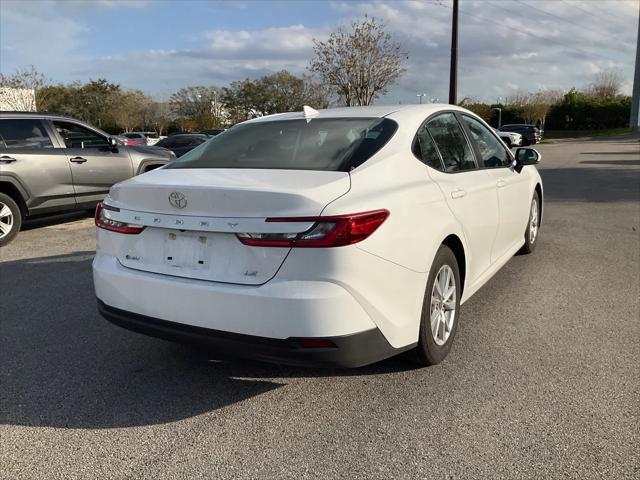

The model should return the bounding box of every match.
[163,232,211,269]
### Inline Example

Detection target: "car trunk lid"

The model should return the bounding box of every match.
[104,168,350,285]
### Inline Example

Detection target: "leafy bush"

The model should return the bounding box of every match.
[546,90,632,130]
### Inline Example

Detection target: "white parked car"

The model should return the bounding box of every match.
[93,105,543,367]
[495,128,523,147]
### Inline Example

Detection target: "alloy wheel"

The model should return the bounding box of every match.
[430,264,456,346]
[529,197,539,244]
[0,201,13,239]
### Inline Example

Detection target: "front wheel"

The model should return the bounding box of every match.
[0,193,22,247]
[519,192,540,254]
[412,245,461,366]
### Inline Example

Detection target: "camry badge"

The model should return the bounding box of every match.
[168,191,187,209]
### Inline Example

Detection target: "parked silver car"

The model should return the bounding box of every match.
[0,112,175,246]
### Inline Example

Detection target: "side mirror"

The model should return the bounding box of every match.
[108,137,118,147]
[514,147,541,173]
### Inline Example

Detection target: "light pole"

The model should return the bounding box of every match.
[431,97,440,104]
[417,93,427,104]
[449,0,459,104]
[493,107,502,128]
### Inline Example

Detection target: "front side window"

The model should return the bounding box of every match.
[168,117,398,172]
[413,124,444,171]
[426,113,476,172]
[0,119,53,149]
[462,115,511,168]
[53,121,109,149]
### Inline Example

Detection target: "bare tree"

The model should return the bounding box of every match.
[146,102,173,136]
[310,16,407,106]
[0,66,48,111]
[587,70,622,98]
[111,90,147,132]
[169,86,224,127]
[507,89,563,128]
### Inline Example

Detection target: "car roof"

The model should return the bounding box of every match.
[163,133,208,138]
[243,104,469,124]
[0,111,81,121]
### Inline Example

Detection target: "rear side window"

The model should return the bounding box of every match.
[426,113,476,172]
[168,118,398,172]
[413,124,444,171]
[0,119,53,149]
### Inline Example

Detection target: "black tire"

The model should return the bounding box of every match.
[522,137,531,146]
[412,245,462,366]
[0,192,22,247]
[519,191,540,255]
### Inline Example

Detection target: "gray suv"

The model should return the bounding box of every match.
[0,112,175,246]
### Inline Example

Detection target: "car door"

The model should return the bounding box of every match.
[49,120,134,207]
[0,118,76,213]
[417,112,500,284]
[461,114,531,262]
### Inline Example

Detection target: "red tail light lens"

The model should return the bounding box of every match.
[95,203,145,234]
[236,209,389,248]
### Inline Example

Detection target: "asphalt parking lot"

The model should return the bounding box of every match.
[1,135,638,479]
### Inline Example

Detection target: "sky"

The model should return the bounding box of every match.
[0,0,638,104]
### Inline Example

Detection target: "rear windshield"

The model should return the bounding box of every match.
[167,117,398,172]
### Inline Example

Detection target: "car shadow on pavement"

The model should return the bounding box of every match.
[539,166,640,203]
[22,210,94,231]
[0,252,416,430]
[579,160,640,166]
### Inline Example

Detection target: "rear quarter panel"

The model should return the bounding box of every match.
[317,149,468,348]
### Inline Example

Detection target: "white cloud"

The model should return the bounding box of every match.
[0,0,637,102]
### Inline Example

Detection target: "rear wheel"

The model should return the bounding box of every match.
[0,193,22,247]
[519,192,540,254]
[413,245,461,366]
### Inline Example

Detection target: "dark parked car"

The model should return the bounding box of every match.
[498,124,542,146]
[199,129,225,137]
[155,134,208,157]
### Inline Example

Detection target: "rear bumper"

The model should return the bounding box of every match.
[93,254,412,367]
[98,300,411,368]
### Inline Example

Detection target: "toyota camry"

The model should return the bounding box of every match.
[93,104,542,367]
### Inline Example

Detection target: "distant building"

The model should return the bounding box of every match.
[0,88,37,111]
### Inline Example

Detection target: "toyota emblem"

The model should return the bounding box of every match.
[168,191,187,209]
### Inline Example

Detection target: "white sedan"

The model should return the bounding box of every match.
[93,104,542,367]
[495,128,523,147]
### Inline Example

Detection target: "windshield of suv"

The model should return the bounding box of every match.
[167,117,398,172]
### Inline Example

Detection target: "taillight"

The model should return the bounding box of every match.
[236,209,389,248]
[95,203,145,234]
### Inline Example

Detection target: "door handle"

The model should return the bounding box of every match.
[451,188,467,199]
[0,155,17,163]
[70,156,87,164]
[497,179,506,188]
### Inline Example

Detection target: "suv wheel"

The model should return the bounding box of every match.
[0,193,22,247]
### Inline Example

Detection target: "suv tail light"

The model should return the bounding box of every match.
[95,203,145,234]
[236,209,389,248]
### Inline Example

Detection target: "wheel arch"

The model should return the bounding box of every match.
[0,180,28,216]
[441,234,466,296]
[535,182,543,226]
[135,160,168,175]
